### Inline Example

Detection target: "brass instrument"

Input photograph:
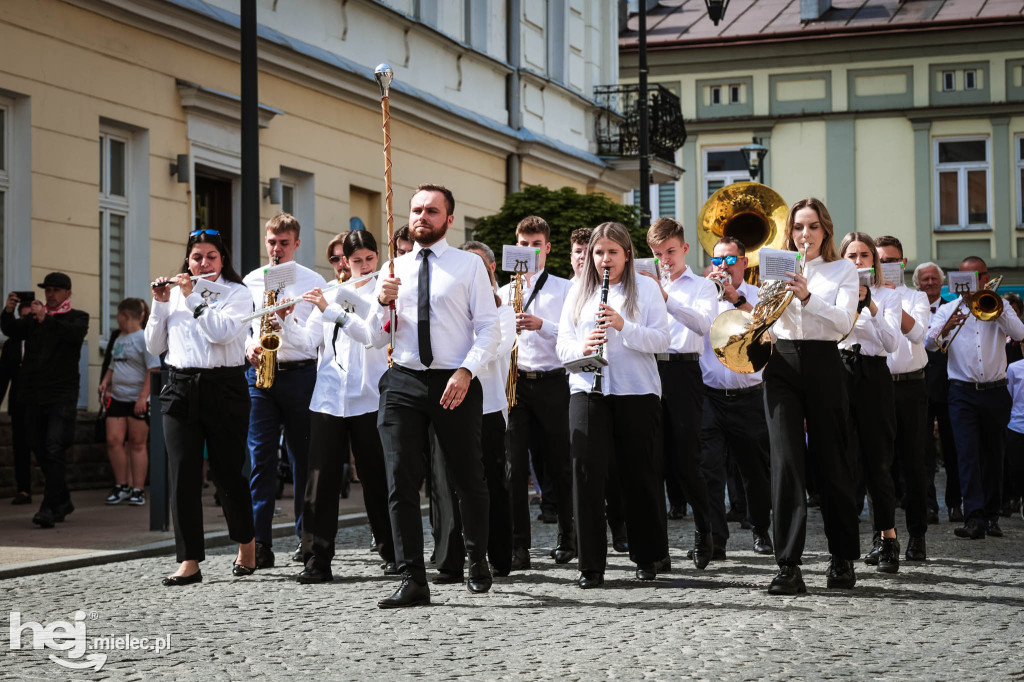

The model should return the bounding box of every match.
[697,181,789,284]
[592,267,611,393]
[255,257,282,389]
[708,272,731,301]
[938,275,1004,353]
[505,266,527,409]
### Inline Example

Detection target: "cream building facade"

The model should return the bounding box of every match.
[0,0,633,407]
[621,0,1024,275]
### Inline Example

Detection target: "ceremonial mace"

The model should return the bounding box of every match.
[375,63,397,366]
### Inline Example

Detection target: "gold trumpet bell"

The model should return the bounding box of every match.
[697,181,789,280]
[970,290,1003,321]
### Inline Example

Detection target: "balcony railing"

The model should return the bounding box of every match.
[594,84,687,163]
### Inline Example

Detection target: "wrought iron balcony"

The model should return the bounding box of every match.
[594,84,687,163]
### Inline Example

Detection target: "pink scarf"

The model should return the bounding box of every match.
[46,298,72,316]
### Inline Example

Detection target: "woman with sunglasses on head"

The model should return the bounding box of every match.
[146,229,256,586]
[290,230,396,583]
[838,232,903,573]
[763,199,861,596]
[557,222,671,589]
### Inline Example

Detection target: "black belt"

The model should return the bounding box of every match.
[839,350,887,365]
[950,378,1008,391]
[705,383,763,397]
[168,365,246,379]
[656,352,700,363]
[891,369,926,383]
[277,359,316,372]
[392,363,461,378]
[517,368,566,380]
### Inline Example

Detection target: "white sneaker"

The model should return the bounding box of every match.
[105,485,131,505]
[128,489,146,506]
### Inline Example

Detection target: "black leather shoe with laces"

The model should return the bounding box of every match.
[752,530,774,555]
[768,565,806,595]
[863,533,882,565]
[576,571,603,589]
[905,536,926,561]
[954,520,985,539]
[467,561,492,594]
[692,531,713,570]
[876,538,900,573]
[826,557,856,589]
[378,576,430,609]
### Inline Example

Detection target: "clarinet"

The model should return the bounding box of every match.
[592,267,611,394]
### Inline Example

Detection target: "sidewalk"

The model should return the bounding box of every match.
[0,483,375,579]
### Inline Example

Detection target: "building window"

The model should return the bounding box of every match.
[704,148,751,199]
[934,137,989,230]
[730,85,741,104]
[942,71,956,92]
[711,86,722,105]
[99,130,129,340]
[1016,135,1024,228]
[964,69,977,90]
[281,182,295,215]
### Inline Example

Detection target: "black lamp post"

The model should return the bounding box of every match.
[740,137,768,183]
[704,0,731,26]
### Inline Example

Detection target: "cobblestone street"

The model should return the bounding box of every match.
[3,502,1023,680]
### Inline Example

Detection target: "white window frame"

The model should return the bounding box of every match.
[711,86,721,105]
[703,146,751,200]
[942,71,956,92]
[964,69,977,90]
[99,128,131,343]
[1016,134,1024,229]
[729,84,741,104]
[933,135,990,232]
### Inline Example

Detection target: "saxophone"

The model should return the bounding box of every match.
[255,258,282,389]
[505,269,525,409]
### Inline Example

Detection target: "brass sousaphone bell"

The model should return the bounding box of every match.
[698,182,793,374]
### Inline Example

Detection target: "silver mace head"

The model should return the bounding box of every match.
[374,63,394,98]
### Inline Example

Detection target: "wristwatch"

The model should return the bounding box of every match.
[733,295,746,308]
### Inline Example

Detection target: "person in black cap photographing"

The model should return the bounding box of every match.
[2,272,89,528]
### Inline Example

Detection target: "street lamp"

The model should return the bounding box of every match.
[740,137,768,183]
[704,0,731,26]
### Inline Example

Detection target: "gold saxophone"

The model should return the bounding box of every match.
[255,257,283,389]
[505,270,525,409]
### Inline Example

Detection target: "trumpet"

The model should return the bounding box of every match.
[708,272,732,301]
[937,275,1004,353]
[592,267,611,393]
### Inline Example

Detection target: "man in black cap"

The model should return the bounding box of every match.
[2,272,89,527]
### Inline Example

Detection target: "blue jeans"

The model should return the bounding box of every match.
[246,364,315,545]
[948,383,1010,524]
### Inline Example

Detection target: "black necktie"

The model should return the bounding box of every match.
[418,248,433,367]
[930,306,937,314]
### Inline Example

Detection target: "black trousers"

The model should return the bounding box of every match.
[301,410,394,570]
[11,401,33,494]
[764,341,860,566]
[1005,428,1024,502]
[27,400,77,510]
[506,373,574,549]
[160,366,254,562]
[892,379,929,536]
[926,398,961,510]
[840,353,898,533]
[378,365,489,584]
[658,360,712,533]
[948,383,1010,523]
[433,411,514,575]
[699,388,772,538]
[569,392,667,573]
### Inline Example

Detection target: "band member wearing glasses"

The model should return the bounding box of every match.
[699,237,774,558]
[242,214,326,569]
[764,198,861,595]
[927,256,1024,540]
[146,230,255,585]
[557,222,671,589]
[290,230,396,583]
[875,236,932,560]
[838,233,902,573]
[374,184,500,608]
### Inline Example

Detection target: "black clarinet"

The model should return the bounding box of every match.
[592,267,611,394]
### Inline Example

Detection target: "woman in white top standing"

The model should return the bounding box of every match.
[838,232,903,574]
[557,222,671,589]
[293,230,394,583]
[763,198,861,596]
[146,230,256,586]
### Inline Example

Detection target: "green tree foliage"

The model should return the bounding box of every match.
[470,185,647,281]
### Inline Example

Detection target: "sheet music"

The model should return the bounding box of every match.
[563,355,609,374]
[193,277,230,303]
[263,261,297,291]
[501,245,539,273]
[857,268,875,287]
[947,271,978,295]
[633,258,659,279]
[333,285,372,320]
[880,262,905,286]
[758,248,799,282]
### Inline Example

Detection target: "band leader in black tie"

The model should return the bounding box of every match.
[374,184,501,609]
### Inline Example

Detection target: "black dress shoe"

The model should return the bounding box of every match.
[296,566,333,584]
[954,520,985,539]
[11,492,31,506]
[255,542,275,569]
[31,507,58,529]
[576,571,603,589]
[55,500,74,521]
[667,504,687,520]
[553,546,577,564]
[381,561,400,576]
[807,494,821,508]
[986,520,1003,537]
[927,508,939,525]
[876,538,900,574]
[291,542,303,563]
[905,536,927,561]
[378,576,430,609]
[432,570,464,585]
[232,562,257,577]
[767,564,806,595]
[467,561,492,594]
[692,531,713,570]
[635,565,656,581]
[510,547,531,571]
[752,531,774,555]
[863,533,882,566]
[654,556,672,574]
[949,506,964,523]
[826,557,856,589]
[162,571,203,587]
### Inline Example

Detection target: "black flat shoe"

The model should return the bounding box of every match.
[635,565,656,581]
[162,571,203,586]
[905,536,927,561]
[232,562,256,577]
[692,531,713,570]
[826,557,856,589]
[378,576,430,609]
[576,571,604,589]
[296,566,333,584]
[553,546,577,564]
[381,561,400,576]
[752,531,774,555]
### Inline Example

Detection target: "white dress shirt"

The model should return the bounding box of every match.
[1007,360,1024,434]
[145,276,250,368]
[497,269,572,372]
[663,267,718,354]
[700,281,765,389]
[479,305,517,420]
[925,295,1024,383]
[838,285,902,357]
[556,275,670,396]
[243,261,326,363]
[771,256,858,342]
[371,237,500,377]
[887,285,929,374]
